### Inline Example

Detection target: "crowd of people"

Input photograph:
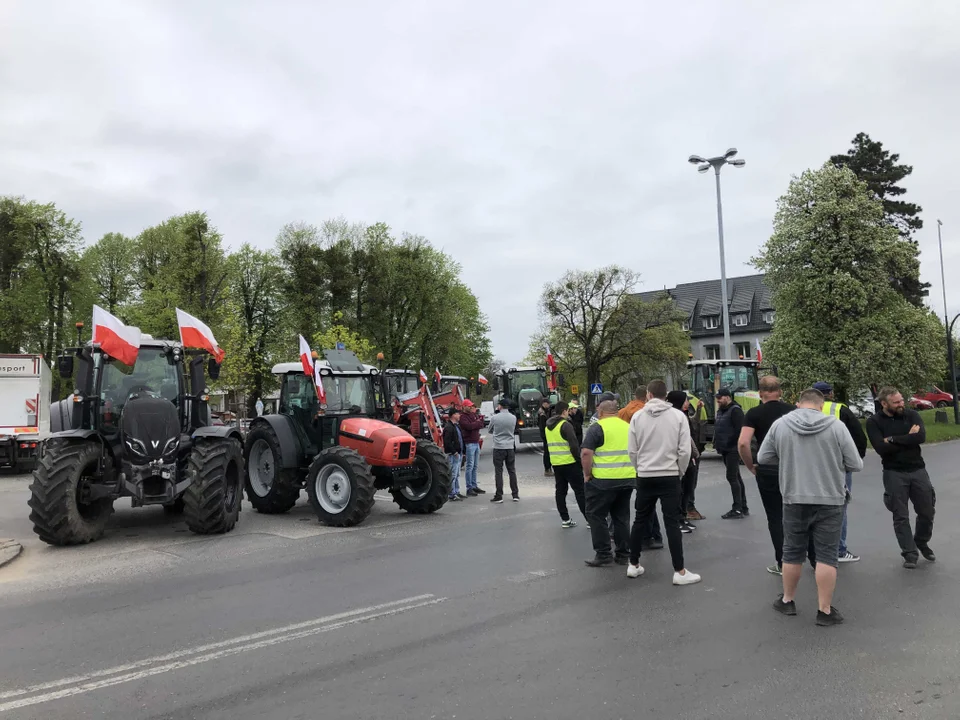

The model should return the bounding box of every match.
[439,379,937,625]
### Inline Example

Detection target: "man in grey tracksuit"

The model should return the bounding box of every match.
[758,388,863,626]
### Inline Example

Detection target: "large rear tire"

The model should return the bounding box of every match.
[183,438,243,535]
[390,441,451,514]
[28,440,115,546]
[306,446,375,527]
[243,425,301,514]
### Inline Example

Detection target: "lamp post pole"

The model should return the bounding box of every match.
[689,149,746,360]
[949,312,960,426]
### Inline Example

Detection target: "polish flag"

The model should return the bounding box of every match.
[545,343,557,373]
[755,338,763,364]
[419,369,428,384]
[298,335,314,377]
[434,367,442,384]
[478,373,489,385]
[92,305,141,366]
[176,308,225,363]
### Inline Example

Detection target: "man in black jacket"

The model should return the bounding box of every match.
[714,388,748,519]
[442,410,465,501]
[537,399,553,476]
[866,387,936,569]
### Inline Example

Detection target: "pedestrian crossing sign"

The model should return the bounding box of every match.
[590,383,603,395]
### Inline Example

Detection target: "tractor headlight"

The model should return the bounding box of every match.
[125,437,147,457]
[162,437,180,457]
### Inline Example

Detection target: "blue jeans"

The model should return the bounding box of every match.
[464,443,480,490]
[839,471,852,554]
[448,453,462,497]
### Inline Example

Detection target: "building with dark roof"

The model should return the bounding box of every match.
[636,273,775,360]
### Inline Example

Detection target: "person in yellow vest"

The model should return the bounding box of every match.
[813,382,868,563]
[545,401,587,528]
[581,393,635,567]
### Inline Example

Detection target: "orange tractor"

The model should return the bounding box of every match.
[242,348,451,526]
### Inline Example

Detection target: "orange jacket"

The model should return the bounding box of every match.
[618,399,645,423]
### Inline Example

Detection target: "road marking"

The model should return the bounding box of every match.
[0,594,445,713]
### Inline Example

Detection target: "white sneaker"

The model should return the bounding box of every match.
[673,569,702,586]
[627,564,644,578]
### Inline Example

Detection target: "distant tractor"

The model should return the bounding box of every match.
[243,349,451,526]
[686,358,760,448]
[492,366,559,444]
[29,337,243,545]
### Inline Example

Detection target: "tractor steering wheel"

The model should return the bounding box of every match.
[126,384,156,400]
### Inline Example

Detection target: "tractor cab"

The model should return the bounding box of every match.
[493,366,557,444]
[439,375,470,399]
[686,359,760,447]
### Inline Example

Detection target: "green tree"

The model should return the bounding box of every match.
[313,312,376,362]
[530,267,687,411]
[830,132,928,305]
[83,232,136,314]
[753,162,944,401]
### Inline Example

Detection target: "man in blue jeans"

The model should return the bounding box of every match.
[442,410,465,501]
[459,400,486,496]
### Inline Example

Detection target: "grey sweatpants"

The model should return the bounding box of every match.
[882,468,935,559]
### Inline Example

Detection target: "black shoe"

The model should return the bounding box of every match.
[466,488,479,497]
[773,594,797,616]
[643,539,664,550]
[816,606,844,626]
[918,545,936,562]
[457,493,466,499]
[474,487,486,495]
[448,495,462,502]
[584,555,613,567]
[614,556,630,565]
[742,508,750,517]
[722,509,745,520]
[903,556,919,569]
[490,496,504,504]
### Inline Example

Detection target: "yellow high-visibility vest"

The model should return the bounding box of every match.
[822,401,845,419]
[591,416,635,479]
[544,418,576,466]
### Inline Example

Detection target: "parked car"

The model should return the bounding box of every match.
[479,401,494,427]
[848,391,876,419]
[908,396,935,411]
[913,386,955,408]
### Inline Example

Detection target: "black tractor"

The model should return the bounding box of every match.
[29,337,244,545]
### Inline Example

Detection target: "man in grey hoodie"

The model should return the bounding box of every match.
[758,388,863,626]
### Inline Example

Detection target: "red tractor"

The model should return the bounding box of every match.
[242,349,451,526]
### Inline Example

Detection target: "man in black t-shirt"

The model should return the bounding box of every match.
[738,376,815,575]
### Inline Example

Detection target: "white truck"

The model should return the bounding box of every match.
[0,354,52,471]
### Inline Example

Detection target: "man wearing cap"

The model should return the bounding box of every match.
[581,392,635,566]
[568,399,585,444]
[545,400,587,528]
[715,388,749,519]
[488,398,520,502]
[459,400,487,497]
[812,381,867,562]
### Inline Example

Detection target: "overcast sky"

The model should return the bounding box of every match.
[3,1,958,363]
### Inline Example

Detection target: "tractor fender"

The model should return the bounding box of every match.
[244,415,301,469]
[192,425,245,446]
[48,429,99,442]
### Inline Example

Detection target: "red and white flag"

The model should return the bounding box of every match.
[92,305,141,366]
[545,343,557,373]
[434,367,442,384]
[298,335,327,405]
[755,338,763,364]
[478,373,489,386]
[176,308,225,363]
[419,369,428,384]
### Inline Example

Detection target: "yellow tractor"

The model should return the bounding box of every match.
[686,359,760,449]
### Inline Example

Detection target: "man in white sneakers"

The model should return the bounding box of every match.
[626,380,701,586]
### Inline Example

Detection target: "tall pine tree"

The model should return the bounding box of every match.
[830,132,928,306]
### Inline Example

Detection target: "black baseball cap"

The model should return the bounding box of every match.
[716,387,733,398]
[597,392,618,404]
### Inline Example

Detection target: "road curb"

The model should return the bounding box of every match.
[0,538,23,569]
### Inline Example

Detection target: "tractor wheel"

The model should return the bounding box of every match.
[183,438,243,535]
[28,440,115,546]
[306,446,375,527]
[390,440,451,514]
[243,425,301,514]
[163,497,185,515]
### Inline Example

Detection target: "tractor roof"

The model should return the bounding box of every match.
[503,366,544,373]
[441,375,468,382]
[686,359,759,367]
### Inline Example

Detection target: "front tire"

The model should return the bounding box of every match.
[936,401,948,408]
[183,438,243,535]
[28,440,115,546]
[390,441,451,514]
[306,446,375,527]
[243,425,301,514]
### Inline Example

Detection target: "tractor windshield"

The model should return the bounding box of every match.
[99,348,181,428]
[441,378,469,397]
[321,373,377,416]
[717,366,759,393]
[385,372,420,397]
[508,371,547,396]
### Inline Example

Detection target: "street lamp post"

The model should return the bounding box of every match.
[947,313,960,425]
[689,149,746,360]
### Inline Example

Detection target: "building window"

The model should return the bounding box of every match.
[733,313,749,327]
[763,310,776,324]
[681,320,690,331]
[703,316,719,330]
[735,342,752,359]
[705,345,721,360]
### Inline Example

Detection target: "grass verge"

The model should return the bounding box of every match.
[863,408,960,446]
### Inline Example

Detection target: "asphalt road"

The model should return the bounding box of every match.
[0,441,958,720]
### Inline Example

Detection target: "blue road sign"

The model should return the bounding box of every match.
[590,383,603,395]
[335,342,345,350]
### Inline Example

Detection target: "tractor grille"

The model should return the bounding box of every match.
[397,441,413,460]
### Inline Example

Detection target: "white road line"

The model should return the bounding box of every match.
[0,594,440,711]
